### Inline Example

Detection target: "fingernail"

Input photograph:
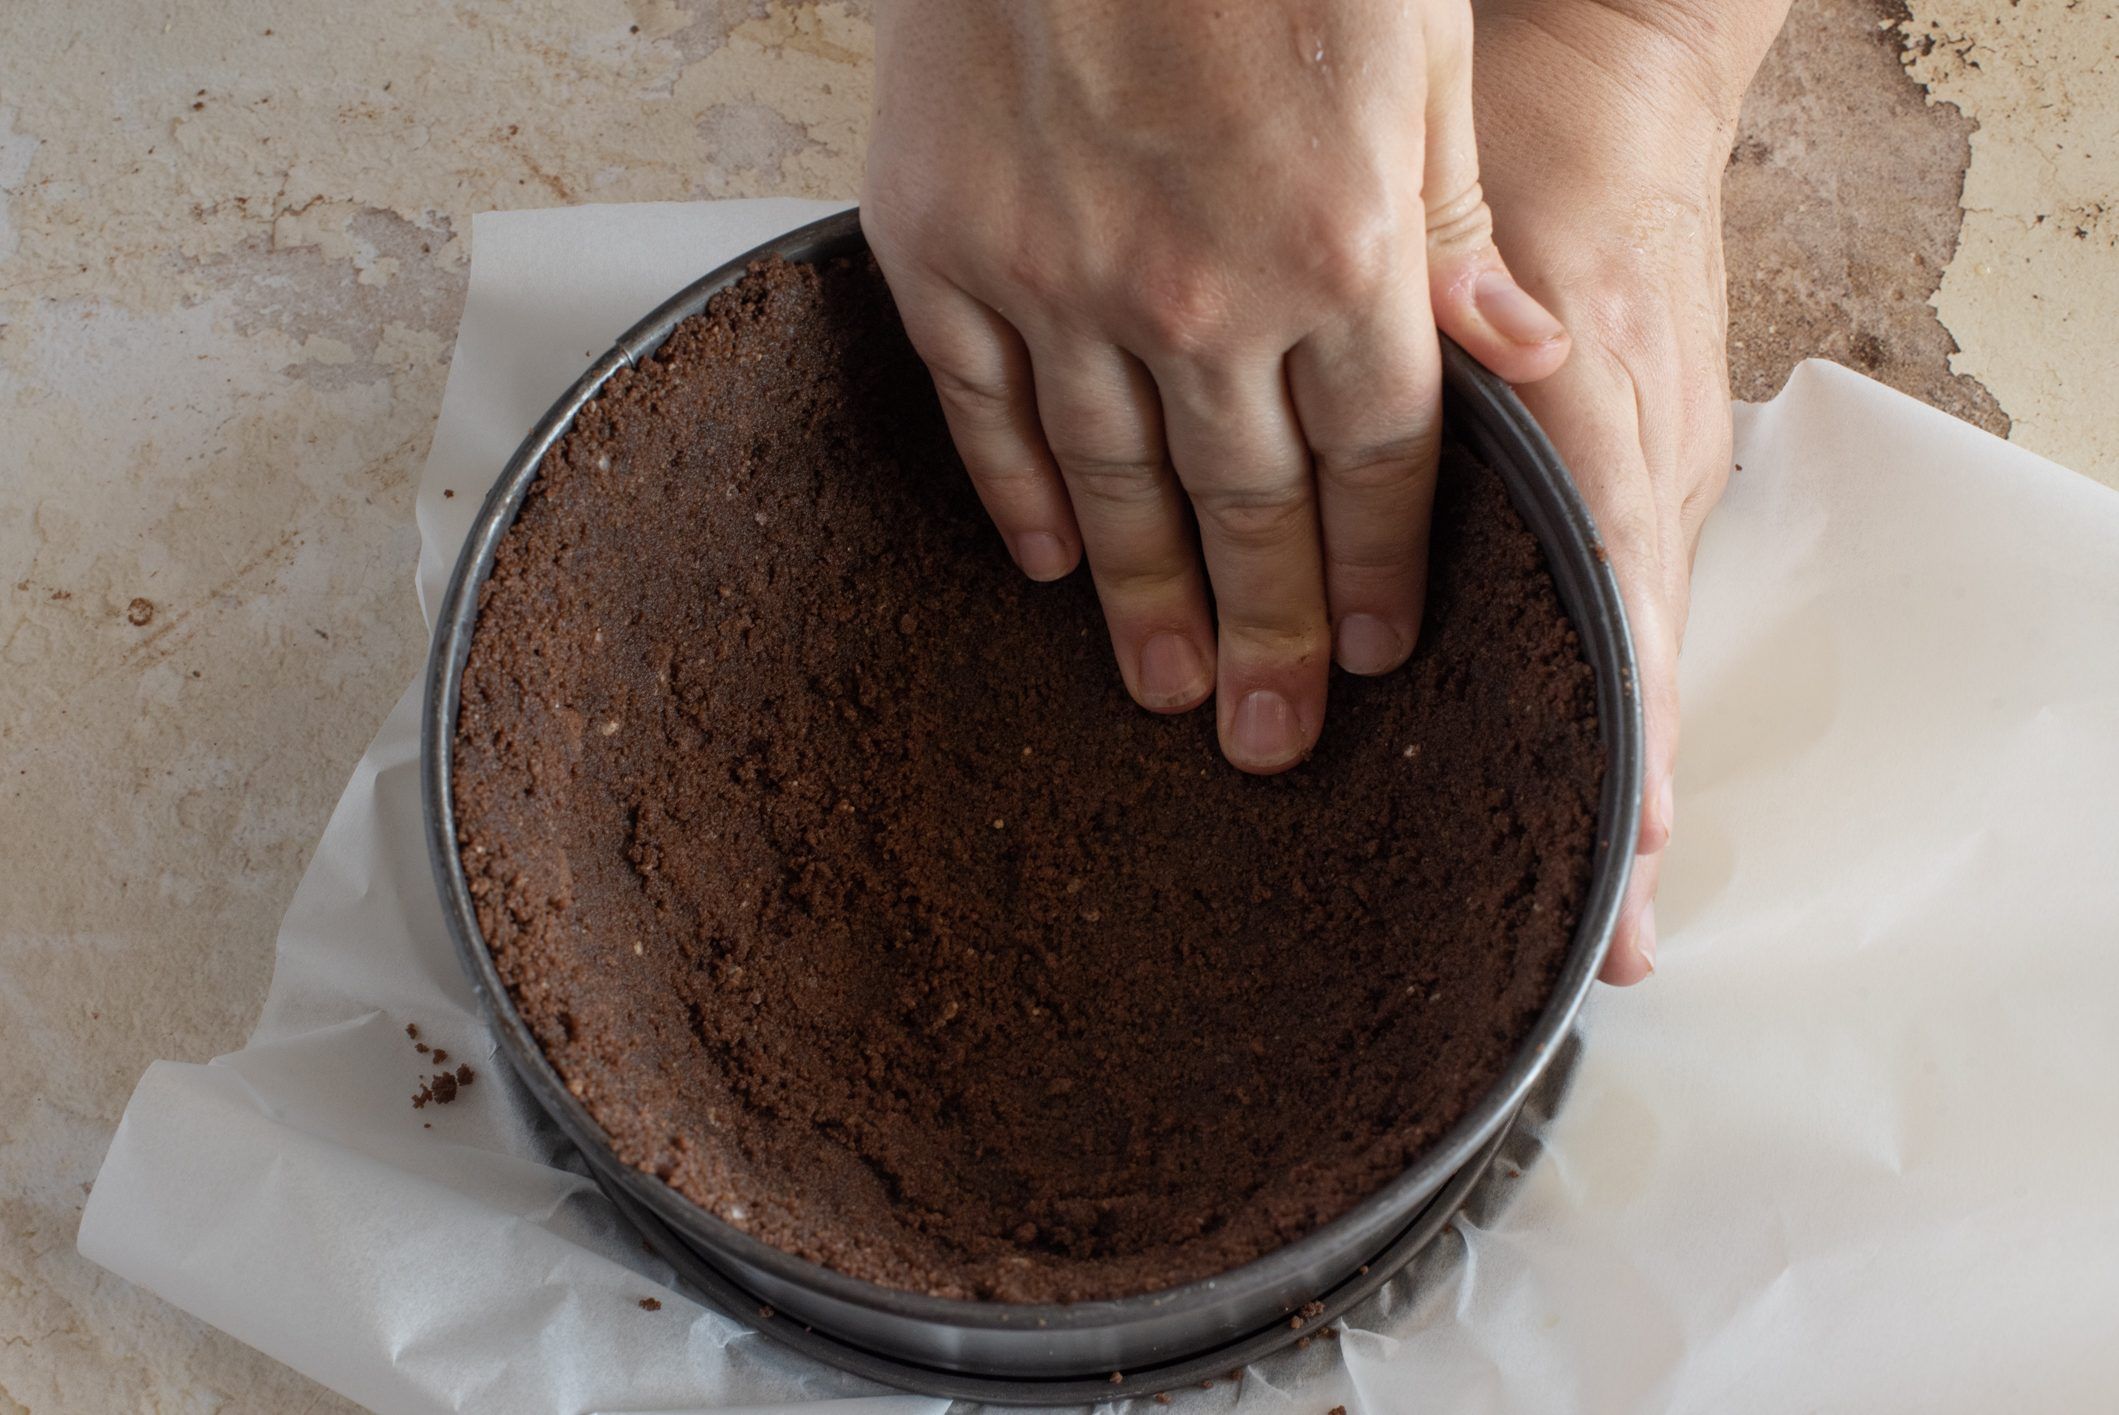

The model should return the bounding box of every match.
[1230,689,1303,768]
[1334,614,1406,676]
[1474,269,1566,347]
[1137,632,1209,710]
[1012,531,1073,581]
[1637,903,1659,975]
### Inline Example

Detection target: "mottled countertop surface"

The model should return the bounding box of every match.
[1,1,2113,1409]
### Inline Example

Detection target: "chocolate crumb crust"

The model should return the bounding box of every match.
[453,255,1602,1304]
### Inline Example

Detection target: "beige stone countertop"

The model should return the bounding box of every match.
[2,1,2113,1409]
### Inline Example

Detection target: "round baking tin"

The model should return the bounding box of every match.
[593,1030,1582,1403]
[422,207,1642,1390]
[605,1098,1503,1403]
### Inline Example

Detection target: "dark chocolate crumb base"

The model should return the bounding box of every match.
[454,256,1602,1303]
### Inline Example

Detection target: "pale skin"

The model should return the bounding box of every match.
[863,0,1793,984]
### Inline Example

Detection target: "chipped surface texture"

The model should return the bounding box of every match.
[0,0,2108,1407]
[1905,0,2119,482]
[1724,0,2010,435]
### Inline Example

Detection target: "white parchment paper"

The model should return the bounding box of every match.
[80,200,2119,1414]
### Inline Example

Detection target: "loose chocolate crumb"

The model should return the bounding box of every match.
[757,1303,774,1320]
[456,1062,475,1085]
[1109,1372,1124,1385]
[1297,1336,1312,1350]
[638,1297,662,1311]
[1299,1300,1325,1320]
[455,255,1602,1304]
[1155,1396,1172,1406]
[416,1042,429,1054]
[444,488,456,498]
[405,1023,419,1040]
[126,597,155,626]
[412,1067,469,1109]
[1328,1406,1348,1415]
[431,1048,448,1064]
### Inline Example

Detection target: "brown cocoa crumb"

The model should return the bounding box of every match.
[431,1048,448,1064]
[1297,1336,1311,1350]
[405,1023,419,1040]
[412,1067,469,1109]
[1154,1396,1171,1406]
[454,255,1603,1304]
[456,1063,475,1085]
[638,1297,661,1311]
[1299,1300,1325,1320]
[444,488,456,498]
[757,1304,774,1320]
[1328,1406,1348,1415]
[415,1042,429,1054]
[126,597,155,626]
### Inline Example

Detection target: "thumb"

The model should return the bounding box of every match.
[1420,9,1570,384]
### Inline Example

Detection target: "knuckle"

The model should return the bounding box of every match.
[1595,501,1660,569]
[1126,260,1233,358]
[968,455,1053,501]
[1681,457,1731,527]
[1424,180,1494,255]
[925,359,1017,428]
[1328,532,1424,577]
[1002,247,1069,307]
[1095,553,1197,603]
[1198,483,1314,554]
[1303,205,1399,301]
[1220,614,1329,666]
[1058,450,1166,509]
[1313,430,1436,494]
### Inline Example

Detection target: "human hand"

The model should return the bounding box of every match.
[863,0,1571,773]
[1472,0,1790,981]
